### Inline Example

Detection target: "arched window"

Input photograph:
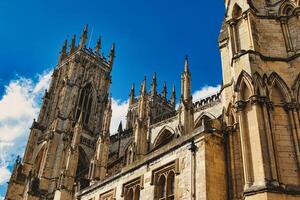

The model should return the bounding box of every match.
[232,4,242,19]
[34,145,46,177]
[126,188,134,200]
[231,4,243,54]
[134,185,140,200]
[75,84,93,125]
[157,175,166,199]
[75,147,90,189]
[166,171,175,200]
[153,129,174,150]
[195,115,212,129]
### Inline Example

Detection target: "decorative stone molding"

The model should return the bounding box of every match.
[234,100,247,111]
[121,176,144,197]
[99,188,116,200]
[150,159,179,185]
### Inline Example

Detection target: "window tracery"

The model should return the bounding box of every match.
[151,160,179,200]
[122,176,143,200]
[75,83,93,125]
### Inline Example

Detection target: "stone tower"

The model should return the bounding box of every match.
[219,0,300,199]
[5,25,114,200]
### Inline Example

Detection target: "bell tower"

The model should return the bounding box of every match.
[5,25,115,200]
[220,1,300,200]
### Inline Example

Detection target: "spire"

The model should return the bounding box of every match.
[117,121,123,133]
[102,96,112,136]
[184,55,189,73]
[109,43,115,65]
[129,84,135,105]
[140,76,147,96]
[181,55,191,101]
[170,85,176,106]
[162,81,167,100]
[95,36,101,54]
[79,24,88,48]
[70,35,76,54]
[58,39,68,63]
[151,72,157,96]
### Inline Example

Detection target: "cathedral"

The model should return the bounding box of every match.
[4,0,300,199]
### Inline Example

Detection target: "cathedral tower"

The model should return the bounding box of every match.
[5,25,114,200]
[219,1,300,199]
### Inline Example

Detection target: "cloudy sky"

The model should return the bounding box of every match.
[0,0,224,198]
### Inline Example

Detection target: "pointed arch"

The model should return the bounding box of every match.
[76,146,90,189]
[292,73,300,103]
[124,142,135,166]
[279,1,296,16]
[194,112,216,128]
[75,83,95,125]
[253,72,266,96]
[126,188,134,200]
[153,126,175,149]
[166,171,175,198]
[232,3,243,19]
[235,70,254,101]
[268,72,292,103]
[157,174,166,199]
[33,142,47,177]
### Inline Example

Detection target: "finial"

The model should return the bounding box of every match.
[151,72,157,96]
[95,36,101,54]
[109,43,115,65]
[70,35,76,54]
[184,55,189,73]
[129,83,135,105]
[141,76,147,95]
[58,39,68,63]
[170,85,176,105]
[162,81,167,100]
[117,121,123,133]
[79,24,88,48]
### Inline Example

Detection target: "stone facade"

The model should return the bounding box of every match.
[5,0,300,200]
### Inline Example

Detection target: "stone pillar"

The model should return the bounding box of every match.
[235,100,253,190]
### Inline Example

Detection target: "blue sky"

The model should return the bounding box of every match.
[0,0,225,198]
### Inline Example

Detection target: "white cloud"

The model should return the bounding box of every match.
[0,166,10,185]
[0,70,52,186]
[0,67,130,190]
[192,85,221,102]
[110,99,129,134]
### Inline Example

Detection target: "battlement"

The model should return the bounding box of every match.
[193,93,221,109]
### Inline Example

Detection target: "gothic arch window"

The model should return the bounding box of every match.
[75,147,90,190]
[34,144,46,177]
[232,4,242,19]
[153,128,174,150]
[166,171,175,200]
[134,185,141,200]
[231,3,243,54]
[194,114,213,129]
[126,188,134,200]
[269,82,299,185]
[75,83,93,125]
[157,175,166,199]
[122,176,143,200]
[279,3,296,52]
[125,144,134,166]
[152,160,178,200]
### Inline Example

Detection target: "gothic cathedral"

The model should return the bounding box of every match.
[5,0,300,200]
